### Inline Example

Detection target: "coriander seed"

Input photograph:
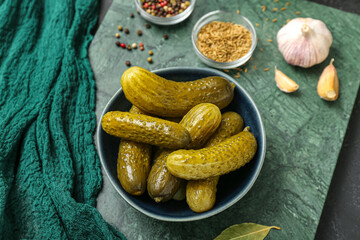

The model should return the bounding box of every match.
[148,50,153,56]
[118,25,123,31]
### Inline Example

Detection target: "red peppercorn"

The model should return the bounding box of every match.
[160,2,166,7]
[144,3,149,8]
[139,42,144,47]
[140,46,144,51]
[151,5,156,10]
[120,43,126,48]
[164,0,168,5]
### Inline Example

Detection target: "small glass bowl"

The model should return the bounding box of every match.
[134,0,196,25]
[192,10,257,69]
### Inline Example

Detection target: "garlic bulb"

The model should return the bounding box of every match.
[277,18,332,68]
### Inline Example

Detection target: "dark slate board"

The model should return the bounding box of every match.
[89,0,360,239]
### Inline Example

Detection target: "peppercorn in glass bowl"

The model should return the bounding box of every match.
[192,10,257,69]
[135,0,196,25]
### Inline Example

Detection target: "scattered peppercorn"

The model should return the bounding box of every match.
[120,43,126,48]
[139,42,144,47]
[147,57,153,63]
[140,46,144,51]
[145,23,151,29]
[132,43,137,49]
[115,41,121,47]
[127,45,132,51]
[124,28,129,34]
[163,34,169,40]
[126,61,131,67]
[130,13,134,18]
[148,50,153,56]
[137,30,143,36]
[115,33,120,38]
[118,25,123,31]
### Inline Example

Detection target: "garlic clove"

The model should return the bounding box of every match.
[317,58,339,101]
[277,18,333,68]
[275,66,299,93]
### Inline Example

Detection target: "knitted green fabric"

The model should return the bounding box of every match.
[0,0,126,239]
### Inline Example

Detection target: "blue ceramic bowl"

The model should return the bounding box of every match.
[97,67,266,222]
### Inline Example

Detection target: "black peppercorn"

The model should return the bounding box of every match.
[127,45,132,51]
[137,30,143,36]
[163,34,169,40]
[126,61,131,67]
[130,13,134,18]
[145,23,151,29]
[124,28,129,34]
[115,41,121,47]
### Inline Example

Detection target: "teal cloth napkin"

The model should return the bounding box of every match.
[0,0,126,239]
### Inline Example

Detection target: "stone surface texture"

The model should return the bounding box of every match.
[89,0,360,239]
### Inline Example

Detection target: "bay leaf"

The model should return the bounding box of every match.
[214,223,280,240]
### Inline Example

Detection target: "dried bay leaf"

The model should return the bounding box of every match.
[214,223,280,240]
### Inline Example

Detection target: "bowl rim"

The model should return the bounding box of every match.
[191,10,257,69]
[96,66,266,222]
[134,0,196,25]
